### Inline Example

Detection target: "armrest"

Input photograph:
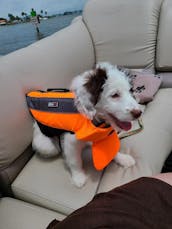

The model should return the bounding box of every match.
[158,73,172,88]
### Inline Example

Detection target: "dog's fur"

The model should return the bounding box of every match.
[32,62,142,187]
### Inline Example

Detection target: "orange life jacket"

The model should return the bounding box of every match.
[26,90,120,170]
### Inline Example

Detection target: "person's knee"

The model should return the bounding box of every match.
[152,173,172,186]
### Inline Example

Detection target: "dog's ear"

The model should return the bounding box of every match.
[84,67,107,105]
[70,67,107,120]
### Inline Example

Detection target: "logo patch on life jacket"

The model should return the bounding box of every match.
[48,101,59,108]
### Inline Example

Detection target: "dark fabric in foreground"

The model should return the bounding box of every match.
[47,177,172,229]
[162,151,172,172]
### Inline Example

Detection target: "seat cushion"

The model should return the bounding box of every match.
[12,149,102,215]
[0,197,65,229]
[98,88,172,192]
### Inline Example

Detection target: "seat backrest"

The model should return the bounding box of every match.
[83,0,162,69]
[155,0,172,87]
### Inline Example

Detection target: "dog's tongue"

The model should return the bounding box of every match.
[115,118,132,131]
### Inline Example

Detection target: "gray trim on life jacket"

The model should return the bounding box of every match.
[26,96,78,113]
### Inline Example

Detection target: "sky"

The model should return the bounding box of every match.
[0,0,87,19]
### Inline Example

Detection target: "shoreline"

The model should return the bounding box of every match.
[0,10,82,26]
[0,12,81,55]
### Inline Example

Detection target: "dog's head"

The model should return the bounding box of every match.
[70,62,142,131]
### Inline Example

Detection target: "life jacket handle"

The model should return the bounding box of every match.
[47,88,70,92]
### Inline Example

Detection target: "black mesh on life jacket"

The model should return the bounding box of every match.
[37,121,74,138]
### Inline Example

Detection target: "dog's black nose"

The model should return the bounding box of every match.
[131,109,142,119]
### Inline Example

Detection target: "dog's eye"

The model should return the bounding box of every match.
[111,93,120,98]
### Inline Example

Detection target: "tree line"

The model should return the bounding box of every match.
[7,10,48,22]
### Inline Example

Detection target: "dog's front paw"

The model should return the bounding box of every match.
[72,172,88,188]
[114,152,135,168]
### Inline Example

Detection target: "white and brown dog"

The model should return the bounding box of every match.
[32,62,142,187]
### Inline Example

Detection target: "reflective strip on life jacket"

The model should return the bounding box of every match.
[26,96,78,113]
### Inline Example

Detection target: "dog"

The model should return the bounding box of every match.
[31,62,142,188]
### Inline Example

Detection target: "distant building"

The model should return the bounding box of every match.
[0,18,7,25]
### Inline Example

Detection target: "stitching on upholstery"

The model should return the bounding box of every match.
[12,185,78,213]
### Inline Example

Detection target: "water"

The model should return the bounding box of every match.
[0,12,81,55]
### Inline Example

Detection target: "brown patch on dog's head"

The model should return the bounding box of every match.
[84,68,108,105]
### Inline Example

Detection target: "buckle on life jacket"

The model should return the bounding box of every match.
[92,118,111,128]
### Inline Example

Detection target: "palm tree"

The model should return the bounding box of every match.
[8,13,15,21]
